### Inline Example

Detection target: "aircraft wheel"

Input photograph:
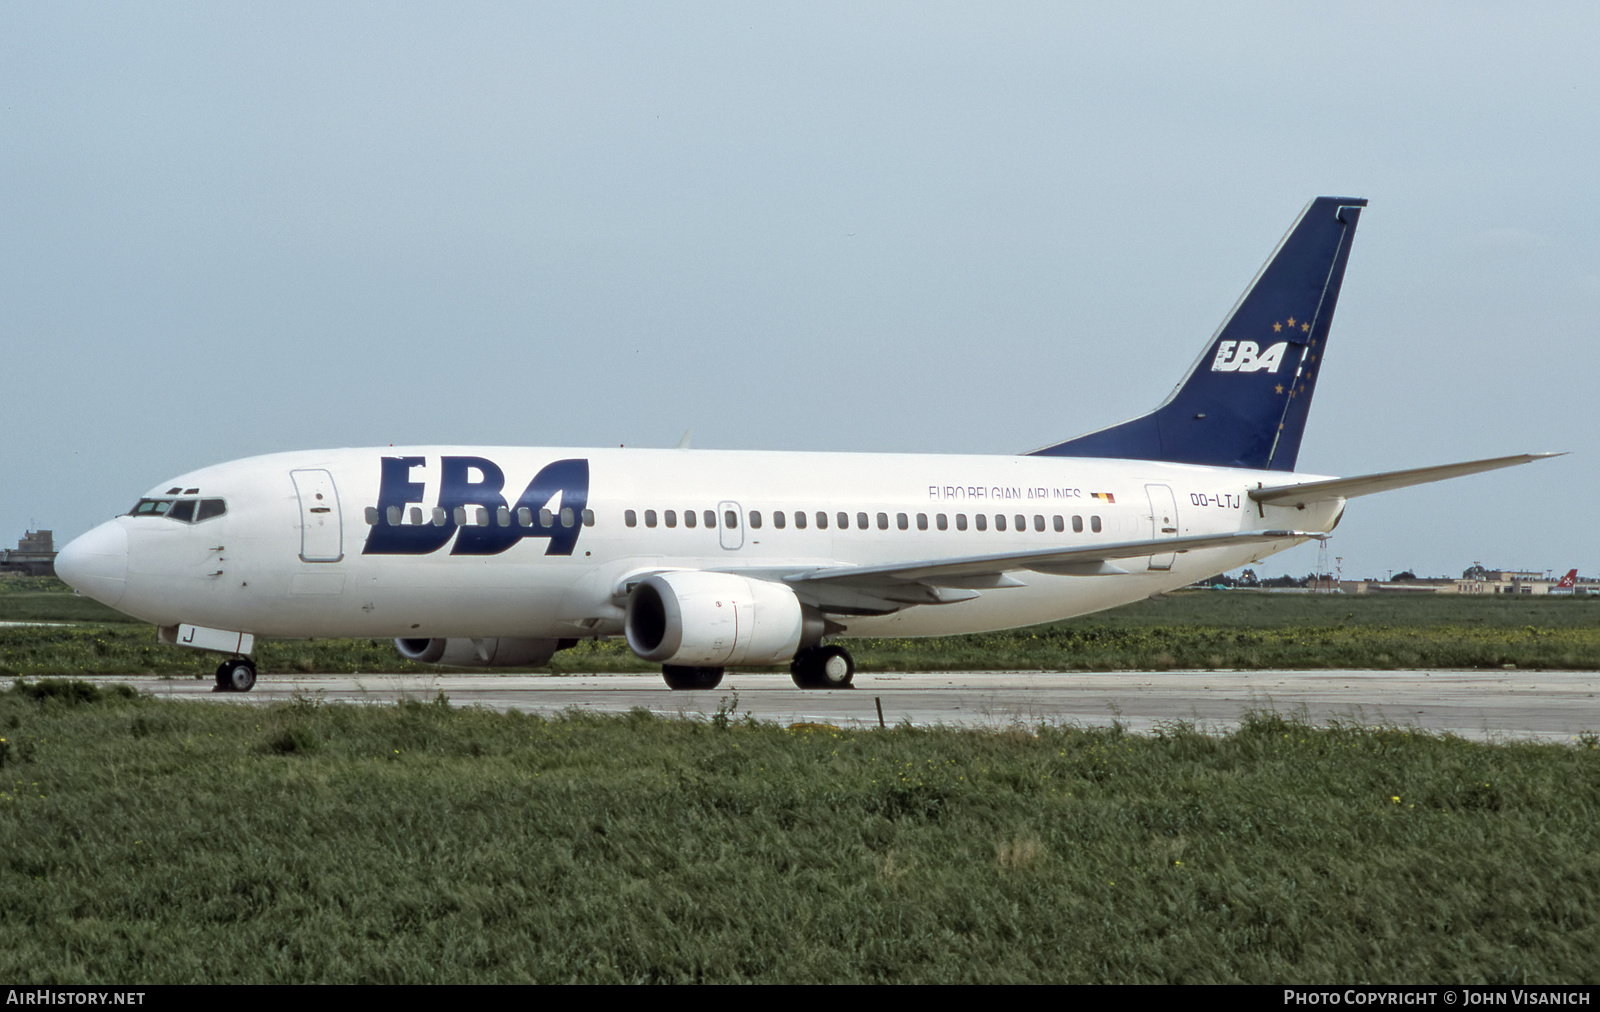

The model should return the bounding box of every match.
[217,658,257,693]
[661,665,723,690]
[790,645,854,690]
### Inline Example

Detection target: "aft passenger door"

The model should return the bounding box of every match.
[291,469,344,563]
[1144,484,1178,571]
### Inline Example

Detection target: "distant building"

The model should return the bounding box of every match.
[0,530,57,577]
[1340,567,1585,596]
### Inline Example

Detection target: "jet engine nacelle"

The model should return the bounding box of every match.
[625,571,812,667]
[394,637,564,668]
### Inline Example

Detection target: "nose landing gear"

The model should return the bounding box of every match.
[214,658,257,693]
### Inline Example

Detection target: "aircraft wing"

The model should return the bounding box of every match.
[1249,453,1562,509]
[762,530,1323,615]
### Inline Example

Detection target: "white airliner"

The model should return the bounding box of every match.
[56,197,1554,692]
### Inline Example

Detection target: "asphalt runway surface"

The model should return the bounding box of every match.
[84,669,1600,743]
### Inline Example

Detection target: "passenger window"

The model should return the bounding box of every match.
[1033,515,1043,532]
[539,508,554,527]
[936,514,948,531]
[197,499,227,522]
[625,509,638,527]
[645,509,658,528]
[794,511,806,530]
[705,510,717,528]
[995,514,1006,532]
[749,510,761,529]
[685,510,697,529]
[366,507,380,525]
[1091,515,1102,533]
[497,506,512,527]
[582,509,594,527]
[975,514,987,532]
[411,507,424,526]
[1072,515,1084,533]
[560,507,574,528]
[724,510,737,529]
[956,514,967,531]
[877,512,889,530]
[385,505,403,526]
[454,507,468,526]
[816,512,828,530]
[837,512,849,530]
[476,507,490,527]
[1053,515,1064,533]
[774,511,786,529]
[432,507,448,527]
[857,512,869,530]
[916,513,927,531]
[1016,514,1026,532]
[664,510,677,528]
[516,507,532,527]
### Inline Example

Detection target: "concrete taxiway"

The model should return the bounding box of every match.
[81,669,1600,743]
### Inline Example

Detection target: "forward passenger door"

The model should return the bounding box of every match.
[291,469,344,563]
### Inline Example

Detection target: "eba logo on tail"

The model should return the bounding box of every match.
[1211,340,1289,374]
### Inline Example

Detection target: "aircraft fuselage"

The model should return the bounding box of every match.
[65,446,1339,643]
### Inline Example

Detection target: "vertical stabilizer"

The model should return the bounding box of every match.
[1031,196,1366,471]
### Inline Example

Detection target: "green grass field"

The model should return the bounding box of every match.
[3,576,1597,676]
[1,679,1595,983]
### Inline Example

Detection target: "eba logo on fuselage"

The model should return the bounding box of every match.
[1210,340,1288,374]
[362,456,588,557]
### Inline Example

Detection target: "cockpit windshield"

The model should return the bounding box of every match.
[127,498,227,523]
[129,498,173,517]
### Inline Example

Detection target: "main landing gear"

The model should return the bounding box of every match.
[790,644,854,690]
[214,657,257,693]
[662,665,724,690]
[658,645,856,691]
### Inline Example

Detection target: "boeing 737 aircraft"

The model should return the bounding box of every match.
[56,197,1554,692]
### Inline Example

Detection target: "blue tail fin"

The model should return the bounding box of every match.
[1030,196,1366,471]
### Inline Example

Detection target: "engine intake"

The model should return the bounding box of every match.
[625,571,814,667]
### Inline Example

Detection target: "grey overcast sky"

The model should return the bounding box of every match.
[3,2,1595,581]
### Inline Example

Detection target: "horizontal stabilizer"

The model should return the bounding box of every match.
[1249,453,1563,508]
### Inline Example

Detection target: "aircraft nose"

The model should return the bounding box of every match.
[55,522,129,609]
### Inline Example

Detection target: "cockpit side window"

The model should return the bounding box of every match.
[168,499,196,523]
[196,499,227,522]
